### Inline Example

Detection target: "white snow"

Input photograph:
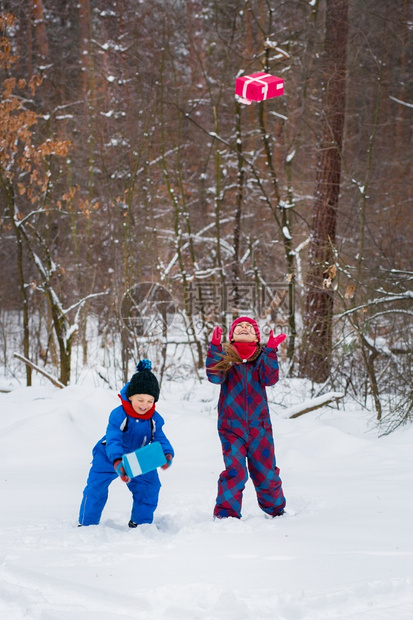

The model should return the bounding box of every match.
[282,226,292,240]
[0,379,412,619]
[286,149,296,163]
[389,95,413,109]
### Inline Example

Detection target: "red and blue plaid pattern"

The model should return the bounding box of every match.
[206,343,286,518]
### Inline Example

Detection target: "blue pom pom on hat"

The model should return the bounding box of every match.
[137,359,152,372]
[126,359,160,401]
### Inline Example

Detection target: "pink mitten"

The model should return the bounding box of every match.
[267,330,287,349]
[211,326,223,346]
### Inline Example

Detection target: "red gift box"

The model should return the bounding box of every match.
[235,72,284,105]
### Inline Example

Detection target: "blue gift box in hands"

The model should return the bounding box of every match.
[122,441,167,478]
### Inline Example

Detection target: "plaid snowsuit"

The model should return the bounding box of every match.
[206,343,286,518]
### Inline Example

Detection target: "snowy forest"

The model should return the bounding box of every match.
[0,0,412,432]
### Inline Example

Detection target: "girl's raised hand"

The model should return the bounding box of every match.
[267,330,287,349]
[211,326,223,346]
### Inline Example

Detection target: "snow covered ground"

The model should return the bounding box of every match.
[0,377,412,619]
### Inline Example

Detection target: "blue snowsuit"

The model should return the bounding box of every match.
[78,384,174,526]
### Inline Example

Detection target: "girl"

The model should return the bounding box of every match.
[206,317,286,519]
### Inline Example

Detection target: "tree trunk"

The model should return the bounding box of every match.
[300,0,349,383]
[31,0,49,58]
[1,183,32,385]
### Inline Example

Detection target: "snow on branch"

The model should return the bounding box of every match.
[289,236,310,285]
[31,251,57,281]
[337,291,413,319]
[286,392,345,419]
[61,291,109,346]
[389,95,413,109]
[15,209,51,227]
[162,233,234,277]
[13,353,65,389]
[364,309,413,321]
[63,291,109,317]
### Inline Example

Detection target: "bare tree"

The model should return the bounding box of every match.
[300,0,349,383]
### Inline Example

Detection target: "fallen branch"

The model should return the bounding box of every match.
[13,353,65,389]
[288,392,345,419]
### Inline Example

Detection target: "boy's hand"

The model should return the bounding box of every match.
[114,459,131,483]
[267,331,287,349]
[161,454,173,470]
[211,326,223,346]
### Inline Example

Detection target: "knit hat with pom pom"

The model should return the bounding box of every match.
[126,359,160,401]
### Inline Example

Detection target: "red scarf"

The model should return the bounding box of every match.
[118,394,156,420]
[232,342,258,361]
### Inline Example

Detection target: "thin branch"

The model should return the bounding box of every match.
[337,292,413,319]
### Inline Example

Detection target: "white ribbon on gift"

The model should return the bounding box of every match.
[242,73,270,101]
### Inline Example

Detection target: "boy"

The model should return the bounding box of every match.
[78,360,173,527]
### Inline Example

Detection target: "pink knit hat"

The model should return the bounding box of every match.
[229,317,260,342]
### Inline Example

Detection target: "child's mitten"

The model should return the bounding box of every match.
[114,459,131,483]
[211,326,223,346]
[267,330,287,349]
[161,454,173,470]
